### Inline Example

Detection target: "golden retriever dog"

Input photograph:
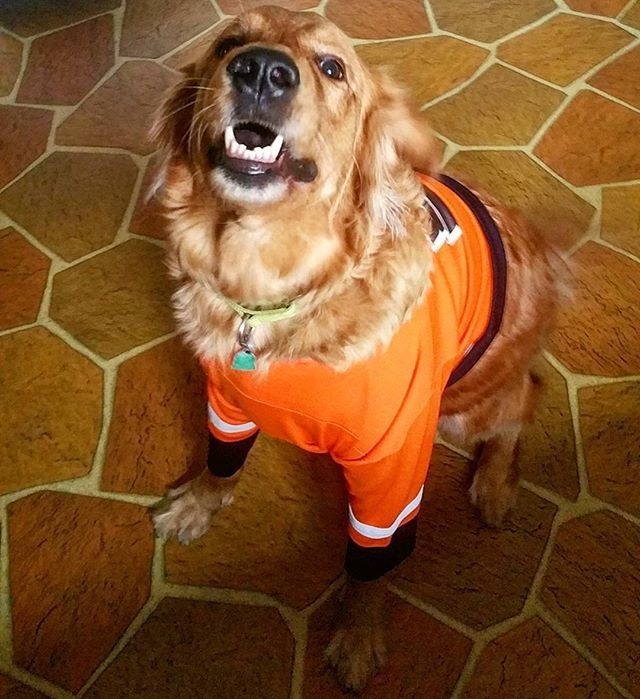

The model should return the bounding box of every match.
[152,6,564,691]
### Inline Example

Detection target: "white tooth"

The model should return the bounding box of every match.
[224,126,234,152]
[230,141,241,157]
[271,134,284,157]
[261,146,274,163]
[237,143,247,157]
[253,147,264,161]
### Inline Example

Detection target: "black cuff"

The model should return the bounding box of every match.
[207,431,258,478]
[345,517,418,582]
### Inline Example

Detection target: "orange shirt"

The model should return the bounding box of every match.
[203,174,494,547]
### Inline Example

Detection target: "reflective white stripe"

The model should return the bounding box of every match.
[348,486,424,540]
[207,403,256,435]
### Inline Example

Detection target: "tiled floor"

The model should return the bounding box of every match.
[0,0,639,696]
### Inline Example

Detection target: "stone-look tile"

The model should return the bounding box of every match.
[541,511,640,695]
[326,0,430,40]
[50,239,174,358]
[0,328,102,494]
[0,106,52,189]
[566,0,629,15]
[304,591,471,698]
[520,359,578,501]
[56,61,178,155]
[621,1,640,29]
[10,492,153,693]
[86,598,293,698]
[17,16,114,105]
[0,31,22,96]
[579,382,640,516]
[129,157,166,239]
[601,185,640,258]
[356,37,488,105]
[0,152,137,261]
[164,27,218,70]
[425,65,564,146]
[102,337,207,495]
[428,0,556,42]
[217,0,317,11]
[121,0,218,59]
[0,0,120,37]
[498,13,633,86]
[534,91,640,186]
[393,446,557,629]
[589,46,640,110]
[549,242,640,376]
[463,617,621,698]
[0,228,50,330]
[0,674,45,698]
[446,150,594,250]
[165,435,348,609]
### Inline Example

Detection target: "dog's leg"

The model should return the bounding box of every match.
[152,469,241,544]
[153,431,257,544]
[325,575,388,693]
[469,426,521,527]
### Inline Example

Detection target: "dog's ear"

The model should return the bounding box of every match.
[150,62,199,160]
[356,68,441,237]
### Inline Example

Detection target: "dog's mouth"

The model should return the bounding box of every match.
[209,121,318,188]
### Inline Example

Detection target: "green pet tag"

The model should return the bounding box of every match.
[232,349,256,371]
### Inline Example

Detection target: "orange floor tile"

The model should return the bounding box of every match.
[1,1,639,697]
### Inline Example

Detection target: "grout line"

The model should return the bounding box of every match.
[0,478,157,509]
[0,504,12,664]
[422,0,438,31]
[279,607,307,699]
[18,9,121,42]
[566,376,591,497]
[521,505,570,612]
[520,479,568,509]
[0,322,38,339]
[537,605,635,699]
[298,574,345,619]
[449,639,485,698]
[0,661,70,699]
[419,54,495,112]
[113,154,148,243]
[4,30,31,103]
[596,237,640,265]
[161,580,286,609]
[77,595,162,697]
[40,318,109,369]
[618,0,639,20]
[84,364,117,492]
[491,8,560,45]
[389,585,479,641]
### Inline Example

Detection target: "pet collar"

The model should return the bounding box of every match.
[219,295,298,372]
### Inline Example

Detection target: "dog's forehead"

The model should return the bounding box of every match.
[237,6,353,56]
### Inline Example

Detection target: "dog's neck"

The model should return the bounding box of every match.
[165,166,432,371]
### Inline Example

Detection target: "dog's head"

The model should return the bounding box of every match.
[153,6,439,231]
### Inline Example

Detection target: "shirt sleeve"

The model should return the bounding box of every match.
[206,371,260,443]
[338,402,439,549]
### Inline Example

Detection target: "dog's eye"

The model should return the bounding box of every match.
[216,37,243,58]
[317,56,345,81]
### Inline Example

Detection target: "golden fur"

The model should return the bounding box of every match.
[152,6,566,692]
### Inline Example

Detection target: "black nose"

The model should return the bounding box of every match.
[227,47,299,101]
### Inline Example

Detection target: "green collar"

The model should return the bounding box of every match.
[221,295,298,327]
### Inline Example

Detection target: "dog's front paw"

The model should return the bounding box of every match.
[469,471,517,527]
[325,624,387,693]
[153,475,234,544]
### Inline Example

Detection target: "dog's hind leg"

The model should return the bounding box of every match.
[469,427,521,527]
[445,369,541,527]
